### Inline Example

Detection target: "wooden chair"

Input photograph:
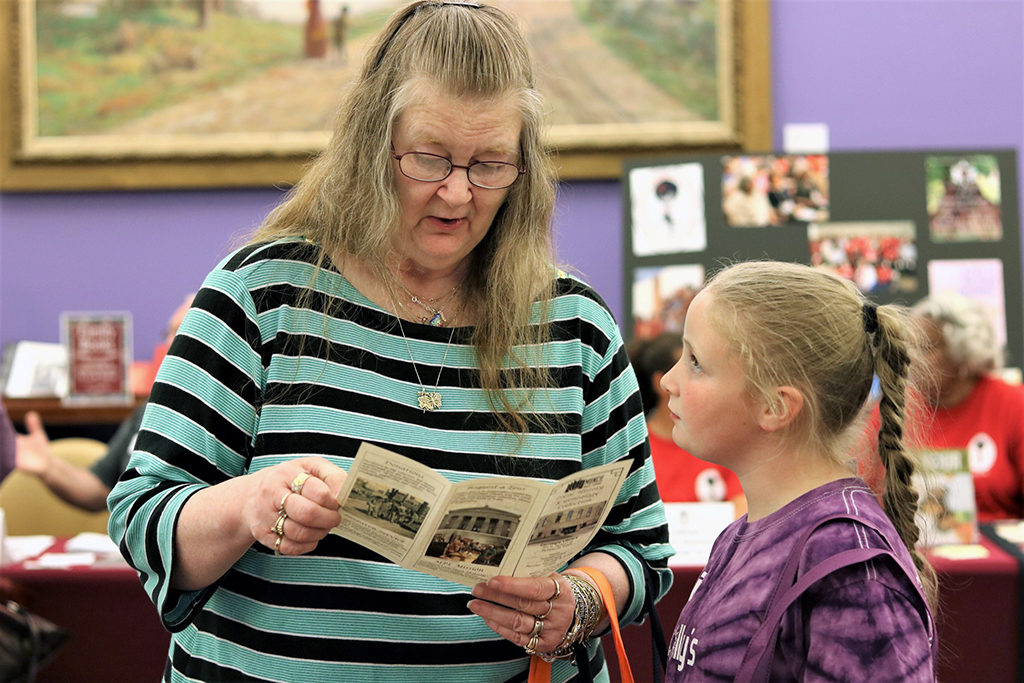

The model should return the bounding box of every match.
[0,438,110,536]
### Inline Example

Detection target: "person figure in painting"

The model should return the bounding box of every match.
[106,3,672,681]
[629,332,746,513]
[660,261,935,680]
[333,4,350,65]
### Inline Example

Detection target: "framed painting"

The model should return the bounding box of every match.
[0,0,772,191]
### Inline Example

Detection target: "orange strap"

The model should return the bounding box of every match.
[527,567,634,683]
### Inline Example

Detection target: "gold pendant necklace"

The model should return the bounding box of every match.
[382,276,457,411]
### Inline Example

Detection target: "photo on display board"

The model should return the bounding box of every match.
[628,163,707,256]
[631,263,705,339]
[927,258,1007,349]
[807,220,918,295]
[925,154,1002,242]
[720,154,830,227]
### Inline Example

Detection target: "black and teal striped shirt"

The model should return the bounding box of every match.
[108,239,673,682]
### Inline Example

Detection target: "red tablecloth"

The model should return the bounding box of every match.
[1,538,170,683]
[606,535,1019,682]
[3,536,1017,681]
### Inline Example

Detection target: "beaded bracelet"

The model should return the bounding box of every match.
[541,572,603,663]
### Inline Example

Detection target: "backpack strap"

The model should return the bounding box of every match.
[735,512,934,682]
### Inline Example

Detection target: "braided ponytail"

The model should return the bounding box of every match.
[870,304,938,609]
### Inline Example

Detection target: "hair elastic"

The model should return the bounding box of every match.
[862,302,879,335]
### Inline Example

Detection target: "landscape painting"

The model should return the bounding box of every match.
[1,0,771,189]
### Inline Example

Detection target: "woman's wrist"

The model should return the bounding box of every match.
[540,571,604,662]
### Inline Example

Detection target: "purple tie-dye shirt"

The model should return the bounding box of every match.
[666,478,935,682]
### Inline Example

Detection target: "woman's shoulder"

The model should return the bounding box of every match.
[216,237,320,275]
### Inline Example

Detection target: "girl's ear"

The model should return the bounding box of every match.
[757,386,804,432]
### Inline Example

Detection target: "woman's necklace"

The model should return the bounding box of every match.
[392,277,462,327]
[381,277,457,411]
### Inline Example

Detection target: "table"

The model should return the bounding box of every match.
[605,535,1020,682]
[1,539,170,683]
[2,396,145,426]
[4,536,1017,682]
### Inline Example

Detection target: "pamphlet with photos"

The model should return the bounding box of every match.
[913,448,979,546]
[332,442,631,587]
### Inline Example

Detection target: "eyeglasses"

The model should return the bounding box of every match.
[392,149,525,190]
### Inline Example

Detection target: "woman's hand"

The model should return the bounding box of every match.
[468,573,573,655]
[242,457,348,556]
[171,456,348,590]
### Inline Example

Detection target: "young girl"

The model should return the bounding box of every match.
[661,261,936,681]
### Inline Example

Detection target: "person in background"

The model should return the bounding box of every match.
[660,261,935,680]
[0,403,15,482]
[12,293,194,512]
[106,3,671,681]
[630,332,746,514]
[910,293,1024,522]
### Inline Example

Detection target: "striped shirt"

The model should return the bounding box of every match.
[108,239,673,682]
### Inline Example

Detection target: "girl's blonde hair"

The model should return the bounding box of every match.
[705,261,937,608]
[247,2,559,434]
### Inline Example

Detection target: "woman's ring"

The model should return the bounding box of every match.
[290,471,312,494]
[547,575,561,601]
[279,491,293,513]
[272,511,287,536]
[524,635,539,655]
[528,617,544,638]
[537,599,554,620]
[274,535,283,556]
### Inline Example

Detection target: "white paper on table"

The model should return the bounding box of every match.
[25,552,97,569]
[664,501,735,567]
[3,535,57,565]
[65,531,118,554]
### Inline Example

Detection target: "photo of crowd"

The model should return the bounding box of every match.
[341,477,429,540]
[631,263,704,339]
[721,154,830,227]
[926,154,1003,242]
[807,220,918,295]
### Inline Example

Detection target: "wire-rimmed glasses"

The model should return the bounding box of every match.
[391,149,525,190]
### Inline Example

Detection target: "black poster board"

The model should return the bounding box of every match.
[622,149,1022,368]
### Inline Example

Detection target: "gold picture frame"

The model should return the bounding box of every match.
[0,0,771,191]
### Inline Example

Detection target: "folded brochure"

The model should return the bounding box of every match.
[332,442,631,586]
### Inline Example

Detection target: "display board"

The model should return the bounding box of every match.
[622,149,1022,367]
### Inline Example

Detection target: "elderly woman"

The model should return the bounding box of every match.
[107,2,672,681]
[911,293,1024,521]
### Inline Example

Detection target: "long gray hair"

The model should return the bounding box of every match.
[248,2,560,434]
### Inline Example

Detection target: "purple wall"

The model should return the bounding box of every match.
[2,0,1022,359]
